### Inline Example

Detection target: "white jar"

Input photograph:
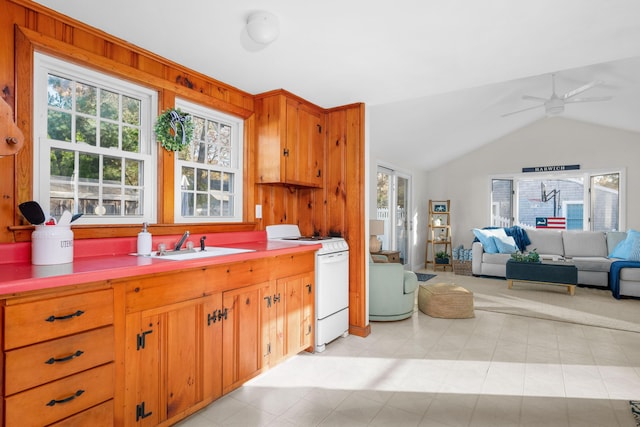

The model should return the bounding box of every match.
[32,225,74,265]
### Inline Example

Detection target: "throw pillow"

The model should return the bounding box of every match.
[473,228,507,254]
[609,229,640,259]
[629,234,640,261]
[493,235,518,254]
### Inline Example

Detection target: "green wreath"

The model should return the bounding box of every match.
[154,108,194,152]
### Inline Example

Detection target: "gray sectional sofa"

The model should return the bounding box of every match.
[471,229,640,297]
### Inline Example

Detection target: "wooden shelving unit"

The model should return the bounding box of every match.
[425,200,453,271]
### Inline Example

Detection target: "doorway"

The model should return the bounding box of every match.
[376,166,411,266]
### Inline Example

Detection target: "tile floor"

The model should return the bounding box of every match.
[178,271,640,426]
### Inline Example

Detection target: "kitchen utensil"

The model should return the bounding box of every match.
[18,201,46,225]
[71,213,83,223]
[58,210,72,226]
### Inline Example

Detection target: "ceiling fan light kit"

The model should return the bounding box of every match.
[502,73,612,118]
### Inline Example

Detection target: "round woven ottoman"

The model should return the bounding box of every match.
[418,283,474,319]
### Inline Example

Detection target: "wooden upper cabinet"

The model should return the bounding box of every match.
[255,90,325,188]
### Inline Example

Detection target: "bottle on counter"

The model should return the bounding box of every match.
[137,222,152,256]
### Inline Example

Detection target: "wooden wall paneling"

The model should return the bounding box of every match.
[0,2,19,242]
[325,110,347,236]
[158,90,176,224]
[14,27,34,230]
[244,114,257,224]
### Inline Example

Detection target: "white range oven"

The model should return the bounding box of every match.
[266,224,349,352]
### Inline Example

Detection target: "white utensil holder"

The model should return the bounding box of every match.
[32,225,74,265]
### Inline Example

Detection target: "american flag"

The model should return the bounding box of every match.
[536,217,566,229]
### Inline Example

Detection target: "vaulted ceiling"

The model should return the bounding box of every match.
[34,0,640,171]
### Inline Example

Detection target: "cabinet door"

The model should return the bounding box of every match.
[285,100,323,187]
[124,294,221,426]
[274,272,314,359]
[222,282,271,394]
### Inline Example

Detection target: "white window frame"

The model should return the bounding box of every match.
[173,99,243,223]
[490,168,626,231]
[33,52,158,225]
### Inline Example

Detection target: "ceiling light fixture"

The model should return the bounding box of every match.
[246,11,280,45]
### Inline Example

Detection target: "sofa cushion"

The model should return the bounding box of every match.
[620,266,640,281]
[571,256,613,272]
[473,228,507,254]
[482,252,512,264]
[607,231,627,256]
[526,229,564,256]
[562,231,608,257]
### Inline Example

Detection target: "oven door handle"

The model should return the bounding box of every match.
[317,252,348,264]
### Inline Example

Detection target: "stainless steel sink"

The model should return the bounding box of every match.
[149,246,254,261]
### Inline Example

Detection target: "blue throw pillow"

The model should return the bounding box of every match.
[493,235,518,254]
[473,228,507,254]
[609,229,640,259]
[628,233,640,261]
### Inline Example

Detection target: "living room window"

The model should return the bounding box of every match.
[33,53,157,224]
[491,171,623,231]
[174,99,243,223]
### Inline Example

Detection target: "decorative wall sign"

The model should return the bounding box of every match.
[433,204,447,213]
[154,108,194,152]
[536,217,566,229]
[523,164,580,173]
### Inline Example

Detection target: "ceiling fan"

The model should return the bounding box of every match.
[502,73,612,117]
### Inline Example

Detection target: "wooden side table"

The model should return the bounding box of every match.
[376,250,401,263]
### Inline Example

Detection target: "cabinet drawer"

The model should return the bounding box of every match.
[5,326,114,395]
[5,363,114,427]
[4,289,114,349]
[48,399,114,427]
[125,269,208,312]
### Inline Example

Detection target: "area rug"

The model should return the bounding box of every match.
[631,400,640,426]
[445,275,640,333]
[416,273,436,282]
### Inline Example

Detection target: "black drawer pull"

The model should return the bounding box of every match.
[45,310,85,322]
[45,350,84,365]
[46,389,84,406]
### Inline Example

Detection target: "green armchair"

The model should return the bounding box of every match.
[369,257,419,321]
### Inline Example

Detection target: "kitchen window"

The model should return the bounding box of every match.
[174,99,243,222]
[33,53,157,224]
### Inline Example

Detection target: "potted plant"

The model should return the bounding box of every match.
[435,251,450,264]
[510,249,540,263]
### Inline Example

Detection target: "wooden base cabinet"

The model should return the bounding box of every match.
[124,292,222,426]
[1,286,115,426]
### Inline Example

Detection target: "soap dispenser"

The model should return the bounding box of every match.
[137,222,152,255]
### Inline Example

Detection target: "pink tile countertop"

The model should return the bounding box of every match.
[0,231,320,296]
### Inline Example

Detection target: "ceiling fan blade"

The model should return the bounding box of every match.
[501,104,543,117]
[564,96,612,103]
[563,80,604,100]
[522,95,548,102]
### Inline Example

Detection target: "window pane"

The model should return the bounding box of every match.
[517,178,583,229]
[122,125,139,152]
[76,116,97,145]
[125,188,142,215]
[181,167,194,190]
[50,148,75,178]
[47,110,72,142]
[100,89,119,120]
[491,179,512,227]
[125,159,142,186]
[196,168,208,192]
[79,153,99,181]
[181,192,194,216]
[196,194,208,216]
[75,83,97,115]
[47,75,72,109]
[101,122,119,149]
[591,173,619,231]
[103,156,121,184]
[122,96,140,125]
[210,171,222,191]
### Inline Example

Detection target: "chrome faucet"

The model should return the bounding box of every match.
[174,230,190,251]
